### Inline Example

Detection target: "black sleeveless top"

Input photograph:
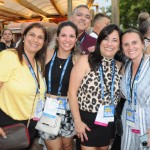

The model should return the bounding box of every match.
[45,52,73,96]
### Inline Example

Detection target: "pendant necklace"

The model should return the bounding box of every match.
[57,57,66,69]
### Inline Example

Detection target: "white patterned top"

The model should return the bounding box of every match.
[121,54,150,150]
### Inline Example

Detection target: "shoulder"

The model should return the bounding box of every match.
[0,42,6,51]
[0,49,19,71]
[74,54,89,67]
[75,55,90,70]
[0,49,17,58]
[72,54,90,76]
[78,54,89,61]
[115,60,122,69]
[72,52,81,65]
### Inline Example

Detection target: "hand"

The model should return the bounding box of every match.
[75,119,91,142]
[147,129,150,147]
[0,37,5,43]
[88,46,95,52]
[0,127,7,139]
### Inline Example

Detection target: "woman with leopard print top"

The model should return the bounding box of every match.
[68,24,124,150]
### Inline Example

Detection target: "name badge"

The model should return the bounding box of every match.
[43,97,59,118]
[33,98,44,121]
[126,109,135,127]
[57,97,67,115]
[132,107,140,134]
[103,105,115,122]
[94,105,108,127]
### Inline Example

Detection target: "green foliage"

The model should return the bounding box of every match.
[120,0,150,30]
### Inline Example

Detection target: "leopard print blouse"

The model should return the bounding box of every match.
[77,57,122,113]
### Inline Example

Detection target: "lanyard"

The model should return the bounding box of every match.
[23,53,40,94]
[47,51,71,96]
[77,35,85,48]
[126,55,144,106]
[99,60,115,104]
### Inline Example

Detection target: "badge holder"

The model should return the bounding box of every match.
[33,93,44,121]
[57,97,67,115]
[94,105,108,127]
[103,105,115,122]
[126,109,135,127]
[43,97,59,118]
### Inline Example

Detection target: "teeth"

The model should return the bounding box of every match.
[31,44,38,47]
[105,48,113,51]
[79,22,85,25]
[64,44,70,47]
[128,51,135,54]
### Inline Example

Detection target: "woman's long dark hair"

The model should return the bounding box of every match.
[88,24,123,71]
[17,23,47,76]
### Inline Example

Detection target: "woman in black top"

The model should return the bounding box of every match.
[38,21,80,150]
[0,29,15,51]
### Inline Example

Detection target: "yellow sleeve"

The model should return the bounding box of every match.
[0,50,17,82]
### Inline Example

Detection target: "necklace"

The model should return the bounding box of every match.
[57,57,66,69]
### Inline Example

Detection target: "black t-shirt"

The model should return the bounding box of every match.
[45,53,73,96]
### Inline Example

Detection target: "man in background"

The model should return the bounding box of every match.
[90,13,110,39]
[71,5,97,54]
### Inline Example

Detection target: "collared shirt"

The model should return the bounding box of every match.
[121,55,150,150]
[90,31,98,39]
[0,50,46,120]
